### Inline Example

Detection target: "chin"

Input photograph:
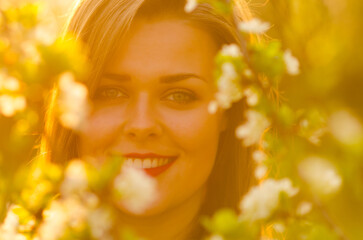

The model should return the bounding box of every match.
[116,198,170,217]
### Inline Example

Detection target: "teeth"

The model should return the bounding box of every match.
[124,157,174,169]
[134,158,142,168]
[151,159,158,167]
[143,159,151,168]
[125,158,132,165]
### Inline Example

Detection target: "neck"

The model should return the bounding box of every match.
[117,185,207,240]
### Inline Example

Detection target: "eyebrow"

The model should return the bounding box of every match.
[103,73,207,83]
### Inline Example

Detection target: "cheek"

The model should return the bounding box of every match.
[80,106,125,154]
[159,106,221,205]
[162,106,221,157]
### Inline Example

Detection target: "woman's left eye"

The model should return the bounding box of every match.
[163,90,197,104]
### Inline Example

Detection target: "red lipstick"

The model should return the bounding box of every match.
[123,153,177,158]
[122,153,178,177]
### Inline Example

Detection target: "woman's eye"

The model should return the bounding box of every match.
[163,90,197,104]
[94,87,127,100]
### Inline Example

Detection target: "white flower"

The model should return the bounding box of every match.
[21,41,41,63]
[308,127,326,145]
[296,201,312,216]
[300,119,309,128]
[220,44,242,58]
[238,18,271,34]
[283,50,300,75]
[298,156,342,196]
[208,234,225,240]
[61,160,88,196]
[220,62,238,83]
[57,72,89,130]
[299,118,327,145]
[88,207,113,239]
[211,44,245,110]
[215,62,243,109]
[328,110,363,145]
[14,234,27,240]
[255,165,268,179]
[0,94,26,117]
[38,201,68,240]
[4,77,20,91]
[114,165,158,214]
[184,0,197,13]
[0,72,20,91]
[63,197,88,229]
[239,178,299,222]
[243,87,259,106]
[272,222,285,233]
[82,192,99,208]
[38,197,90,240]
[236,110,270,146]
[0,206,19,239]
[208,100,219,114]
[34,24,57,45]
[18,218,36,232]
[244,69,253,78]
[252,150,267,163]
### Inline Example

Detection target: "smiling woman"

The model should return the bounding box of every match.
[40,0,256,239]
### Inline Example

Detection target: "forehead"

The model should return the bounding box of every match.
[105,19,219,78]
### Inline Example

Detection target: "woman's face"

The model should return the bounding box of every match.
[80,19,225,215]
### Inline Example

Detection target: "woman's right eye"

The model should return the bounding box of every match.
[94,87,127,101]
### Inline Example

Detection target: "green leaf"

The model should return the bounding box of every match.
[201,208,258,239]
[88,153,124,191]
[278,104,296,128]
[208,0,232,16]
[250,41,285,80]
[120,227,145,240]
[18,3,40,28]
[201,208,239,234]
[306,224,339,240]
[3,3,40,28]
[38,35,89,83]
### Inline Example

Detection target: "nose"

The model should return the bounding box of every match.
[123,93,162,141]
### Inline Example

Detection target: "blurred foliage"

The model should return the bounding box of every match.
[0,0,80,174]
[252,0,363,239]
[0,0,88,221]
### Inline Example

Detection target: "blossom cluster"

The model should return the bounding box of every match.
[189,1,356,240]
[0,157,158,240]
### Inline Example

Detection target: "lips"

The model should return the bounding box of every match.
[122,153,178,177]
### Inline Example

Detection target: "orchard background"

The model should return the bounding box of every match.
[0,0,362,239]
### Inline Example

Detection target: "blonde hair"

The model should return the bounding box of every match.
[40,0,256,237]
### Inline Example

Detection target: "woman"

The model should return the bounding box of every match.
[40,0,256,239]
